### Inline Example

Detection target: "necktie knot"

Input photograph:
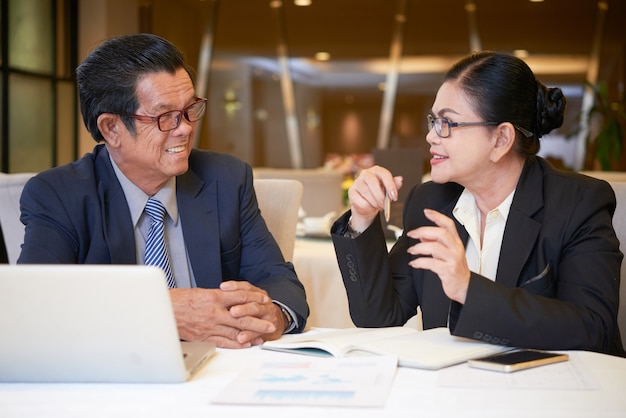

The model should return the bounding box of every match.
[145,198,167,224]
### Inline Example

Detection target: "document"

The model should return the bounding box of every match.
[212,354,398,407]
[262,327,510,370]
[438,351,600,390]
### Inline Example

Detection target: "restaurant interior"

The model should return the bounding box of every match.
[144,0,626,174]
[1,0,624,176]
[1,0,625,328]
[1,5,626,413]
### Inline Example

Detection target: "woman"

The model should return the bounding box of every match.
[331,51,625,356]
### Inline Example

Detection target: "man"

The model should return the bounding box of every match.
[18,33,309,348]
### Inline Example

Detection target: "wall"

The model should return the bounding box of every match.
[75,1,614,171]
[252,71,323,168]
[206,62,254,162]
[77,0,139,157]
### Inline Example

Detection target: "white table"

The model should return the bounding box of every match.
[292,237,355,328]
[1,346,624,417]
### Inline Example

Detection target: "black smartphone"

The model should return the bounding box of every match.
[467,349,569,373]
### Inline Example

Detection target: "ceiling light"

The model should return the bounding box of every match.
[294,0,312,5]
[315,52,331,61]
[529,0,544,2]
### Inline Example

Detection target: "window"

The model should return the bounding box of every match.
[0,0,78,173]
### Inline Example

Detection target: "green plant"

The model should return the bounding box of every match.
[584,82,626,171]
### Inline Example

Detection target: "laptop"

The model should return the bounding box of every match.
[0,264,215,383]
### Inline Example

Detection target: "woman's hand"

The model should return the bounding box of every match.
[406,209,471,303]
[348,165,403,232]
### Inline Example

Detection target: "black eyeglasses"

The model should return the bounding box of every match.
[427,114,533,138]
[427,114,499,138]
[122,97,207,132]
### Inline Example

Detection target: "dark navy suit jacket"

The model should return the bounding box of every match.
[18,144,309,331]
[332,157,625,356]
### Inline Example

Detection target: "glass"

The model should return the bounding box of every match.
[427,114,499,138]
[427,114,534,138]
[10,73,53,172]
[56,81,77,166]
[123,98,208,132]
[9,0,54,73]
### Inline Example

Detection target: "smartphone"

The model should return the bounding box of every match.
[467,349,569,373]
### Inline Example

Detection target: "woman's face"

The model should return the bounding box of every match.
[426,81,498,187]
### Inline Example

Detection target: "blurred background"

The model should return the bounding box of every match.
[1,0,625,175]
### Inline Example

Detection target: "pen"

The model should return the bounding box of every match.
[384,195,391,223]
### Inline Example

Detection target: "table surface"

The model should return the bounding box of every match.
[1,345,624,418]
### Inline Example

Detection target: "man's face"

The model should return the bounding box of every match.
[112,68,198,193]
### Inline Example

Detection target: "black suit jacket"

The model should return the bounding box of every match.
[332,157,624,356]
[18,144,309,331]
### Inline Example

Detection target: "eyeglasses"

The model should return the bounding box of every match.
[427,114,499,138]
[427,114,534,139]
[122,97,207,132]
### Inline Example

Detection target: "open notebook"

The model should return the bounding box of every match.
[0,264,215,383]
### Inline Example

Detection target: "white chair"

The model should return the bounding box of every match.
[0,174,303,265]
[253,168,344,218]
[608,181,626,348]
[580,171,626,183]
[0,173,36,264]
[253,178,303,262]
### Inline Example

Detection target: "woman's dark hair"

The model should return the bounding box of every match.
[76,33,195,142]
[444,51,566,156]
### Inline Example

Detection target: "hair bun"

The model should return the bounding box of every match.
[536,84,567,138]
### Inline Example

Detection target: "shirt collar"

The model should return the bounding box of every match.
[109,156,179,227]
[453,187,515,226]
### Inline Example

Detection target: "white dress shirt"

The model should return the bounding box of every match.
[452,188,515,281]
[110,157,195,288]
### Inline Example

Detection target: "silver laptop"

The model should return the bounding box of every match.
[0,264,215,383]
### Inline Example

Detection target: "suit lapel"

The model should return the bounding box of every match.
[95,146,136,264]
[177,169,222,288]
[495,159,544,288]
[420,196,464,328]
[417,163,544,324]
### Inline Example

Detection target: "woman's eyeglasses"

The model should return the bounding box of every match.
[427,114,533,138]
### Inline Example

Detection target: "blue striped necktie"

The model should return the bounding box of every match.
[144,197,176,288]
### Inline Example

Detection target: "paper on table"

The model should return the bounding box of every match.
[438,351,600,390]
[262,327,510,370]
[211,354,398,407]
[363,328,510,369]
